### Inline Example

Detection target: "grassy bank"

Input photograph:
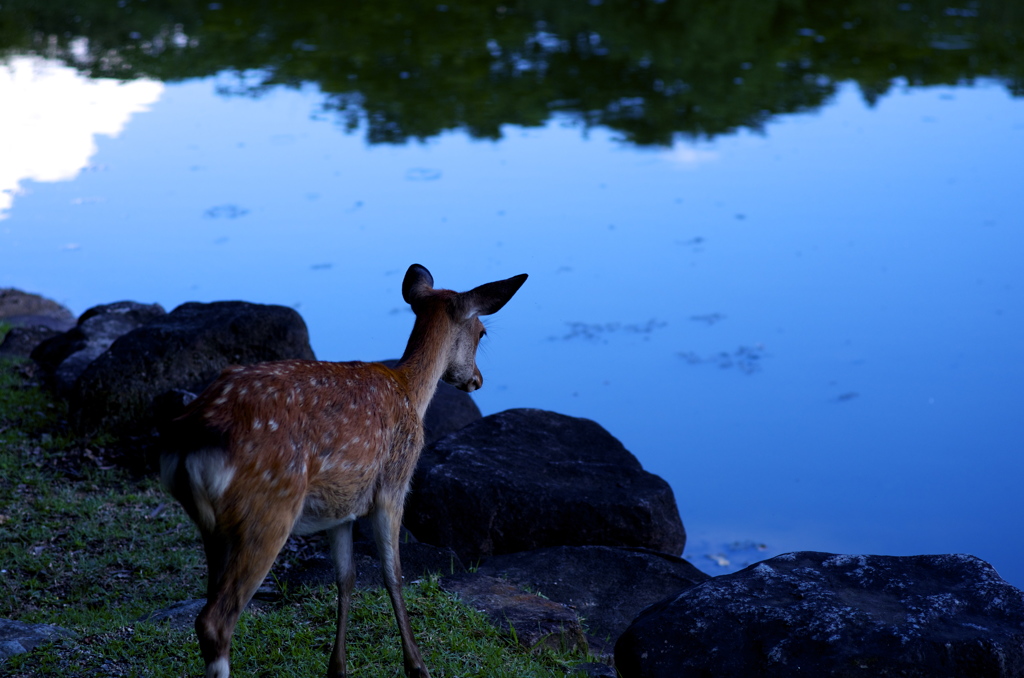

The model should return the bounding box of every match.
[0,356,587,677]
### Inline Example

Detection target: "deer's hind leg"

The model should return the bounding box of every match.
[325,520,356,678]
[195,484,303,678]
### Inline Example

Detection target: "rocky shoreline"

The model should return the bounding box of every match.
[3,288,1023,677]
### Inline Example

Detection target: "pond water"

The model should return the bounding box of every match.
[2,1,1022,585]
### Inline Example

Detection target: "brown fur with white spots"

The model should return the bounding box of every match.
[161,264,527,678]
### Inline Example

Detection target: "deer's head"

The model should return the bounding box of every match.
[402,264,527,392]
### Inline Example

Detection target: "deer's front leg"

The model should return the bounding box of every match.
[371,492,430,678]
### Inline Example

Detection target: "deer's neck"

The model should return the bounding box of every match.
[395,311,452,421]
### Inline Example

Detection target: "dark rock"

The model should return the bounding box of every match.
[0,315,73,333]
[406,409,686,562]
[439,573,588,652]
[283,540,466,591]
[0,289,75,329]
[615,551,1024,678]
[151,389,198,429]
[0,618,76,662]
[138,599,208,632]
[140,598,270,633]
[69,301,314,433]
[351,515,416,547]
[31,301,167,396]
[380,358,481,445]
[570,662,618,677]
[284,550,381,591]
[2,315,75,332]
[0,326,62,360]
[477,545,710,652]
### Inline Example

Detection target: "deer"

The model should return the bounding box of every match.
[160,264,527,678]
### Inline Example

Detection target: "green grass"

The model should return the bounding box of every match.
[0,359,590,677]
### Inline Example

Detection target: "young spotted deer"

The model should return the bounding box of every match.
[161,264,527,678]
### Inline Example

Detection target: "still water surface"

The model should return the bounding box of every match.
[2,3,1022,585]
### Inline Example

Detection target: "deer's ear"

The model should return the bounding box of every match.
[462,273,528,317]
[402,264,435,304]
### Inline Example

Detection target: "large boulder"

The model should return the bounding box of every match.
[477,545,710,653]
[0,289,76,360]
[31,301,167,394]
[67,301,315,433]
[406,409,686,562]
[0,288,75,330]
[0,326,63,360]
[615,551,1024,678]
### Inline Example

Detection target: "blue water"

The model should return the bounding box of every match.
[3,72,1022,585]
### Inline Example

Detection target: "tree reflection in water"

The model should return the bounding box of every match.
[2,0,1021,145]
